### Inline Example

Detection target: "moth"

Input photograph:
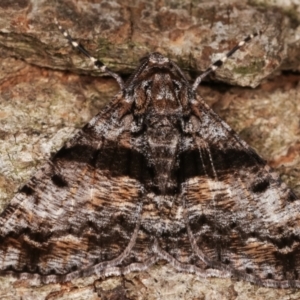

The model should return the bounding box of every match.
[0,21,299,289]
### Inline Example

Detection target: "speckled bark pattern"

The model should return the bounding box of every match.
[0,0,294,87]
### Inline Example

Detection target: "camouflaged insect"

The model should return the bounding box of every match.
[0,22,299,289]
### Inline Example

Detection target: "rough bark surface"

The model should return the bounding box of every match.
[0,0,300,299]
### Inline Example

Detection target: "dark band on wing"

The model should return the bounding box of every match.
[179,147,266,180]
[52,142,154,184]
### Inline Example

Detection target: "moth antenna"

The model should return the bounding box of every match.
[192,31,261,91]
[55,19,124,89]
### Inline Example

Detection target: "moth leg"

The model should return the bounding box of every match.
[192,31,260,91]
[55,19,124,89]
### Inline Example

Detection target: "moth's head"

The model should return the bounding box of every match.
[147,52,170,65]
[125,52,190,87]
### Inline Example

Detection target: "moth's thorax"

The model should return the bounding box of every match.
[123,53,192,195]
[126,52,191,115]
